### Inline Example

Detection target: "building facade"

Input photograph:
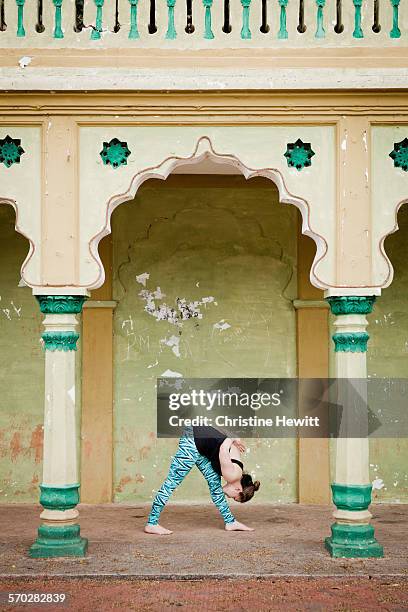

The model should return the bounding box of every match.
[0,0,407,559]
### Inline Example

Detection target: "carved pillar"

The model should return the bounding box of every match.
[29,295,88,558]
[325,295,383,558]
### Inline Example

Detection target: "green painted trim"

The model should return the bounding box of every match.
[315,0,326,39]
[91,0,104,40]
[128,0,139,39]
[203,0,214,40]
[53,0,64,39]
[389,138,408,172]
[40,484,80,511]
[326,295,376,315]
[29,524,88,559]
[352,0,363,38]
[0,135,25,168]
[390,0,401,39]
[278,0,288,39]
[100,138,131,168]
[331,483,372,511]
[16,0,25,37]
[284,139,315,171]
[36,295,88,314]
[166,0,177,40]
[325,524,383,558]
[332,332,369,353]
[240,0,252,40]
[42,331,79,351]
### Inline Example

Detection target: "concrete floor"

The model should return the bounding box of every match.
[0,503,407,578]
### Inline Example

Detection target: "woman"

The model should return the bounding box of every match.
[144,425,260,535]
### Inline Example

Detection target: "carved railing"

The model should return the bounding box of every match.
[0,0,406,47]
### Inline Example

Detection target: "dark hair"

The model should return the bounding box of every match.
[237,473,260,503]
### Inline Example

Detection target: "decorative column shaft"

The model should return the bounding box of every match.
[278,0,288,39]
[128,0,140,39]
[16,0,25,37]
[203,0,214,40]
[166,0,177,39]
[53,0,64,39]
[29,295,88,559]
[240,0,252,40]
[352,0,363,38]
[325,296,383,558]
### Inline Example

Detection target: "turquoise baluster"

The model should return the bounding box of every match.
[390,0,401,38]
[53,0,64,39]
[241,0,252,39]
[315,0,326,38]
[278,0,288,39]
[129,0,140,39]
[203,0,214,39]
[352,0,363,38]
[16,0,25,37]
[91,0,104,40]
[166,0,177,39]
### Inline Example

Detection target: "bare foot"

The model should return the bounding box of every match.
[225,520,254,532]
[144,524,173,535]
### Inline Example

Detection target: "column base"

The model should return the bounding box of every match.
[325,523,384,558]
[29,524,88,558]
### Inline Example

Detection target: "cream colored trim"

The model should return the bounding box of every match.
[89,135,328,291]
[32,287,91,296]
[324,288,382,298]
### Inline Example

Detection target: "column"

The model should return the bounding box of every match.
[325,295,383,558]
[296,218,330,504]
[81,235,115,503]
[29,295,88,558]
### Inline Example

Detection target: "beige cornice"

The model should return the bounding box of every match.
[0,91,408,118]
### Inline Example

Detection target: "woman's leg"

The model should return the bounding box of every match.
[195,454,236,525]
[146,432,198,528]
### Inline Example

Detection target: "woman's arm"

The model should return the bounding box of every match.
[219,438,242,482]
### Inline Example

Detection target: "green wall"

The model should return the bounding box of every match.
[112,176,298,503]
[0,205,44,502]
[368,204,408,501]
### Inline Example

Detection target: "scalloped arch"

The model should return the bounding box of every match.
[379,197,408,289]
[0,197,36,286]
[88,136,329,291]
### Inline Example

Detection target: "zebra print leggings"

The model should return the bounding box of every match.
[147,429,235,525]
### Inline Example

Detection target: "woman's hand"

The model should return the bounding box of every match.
[232,438,246,453]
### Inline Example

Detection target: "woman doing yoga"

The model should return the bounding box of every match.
[145,426,260,535]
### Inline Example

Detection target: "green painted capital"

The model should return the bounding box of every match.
[326,295,376,315]
[42,331,79,351]
[39,484,80,510]
[332,332,369,352]
[331,483,372,511]
[36,295,88,314]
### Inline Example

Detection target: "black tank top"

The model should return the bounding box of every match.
[193,426,244,476]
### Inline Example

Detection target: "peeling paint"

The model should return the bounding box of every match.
[136,272,150,287]
[214,320,231,331]
[18,56,32,69]
[160,335,181,357]
[372,477,385,490]
[161,369,183,378]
